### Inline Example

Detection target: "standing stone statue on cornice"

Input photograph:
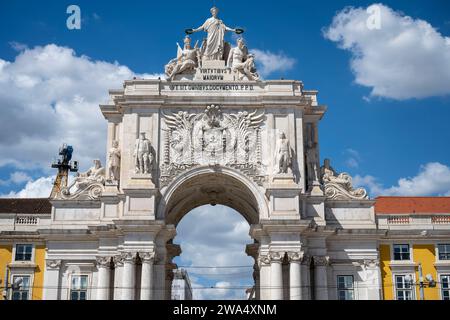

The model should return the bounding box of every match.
[275,131,292,174]
[306,140,320,187]
[108,140,121,182]
[134,132,153,175]
[186,6,241,61]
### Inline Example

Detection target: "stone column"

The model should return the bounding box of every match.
[121,252,137,300]
[288,252,303,300]
[43,259,61,300]
[258,254,271,300]
[139,252,155,300]
[96,256,111,300]
[314,255,329,300]
[113,255,124,300]
[270,252,283,300]
[301,255,312,300]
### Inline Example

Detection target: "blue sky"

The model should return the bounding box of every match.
[1,0,450,196]
[0,0,449,299]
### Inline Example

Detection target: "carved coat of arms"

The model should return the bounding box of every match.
[161,105,265,186]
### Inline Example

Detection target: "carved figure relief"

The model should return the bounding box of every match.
[165,36,200,80]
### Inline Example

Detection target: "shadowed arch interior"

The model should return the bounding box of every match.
[164,172,260,226]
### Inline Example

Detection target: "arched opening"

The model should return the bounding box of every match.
[158,167,265,300]
[173,204,254,300]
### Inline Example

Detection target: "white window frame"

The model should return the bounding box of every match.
[439,274,450,300]
[437,244,450,261]
[336,275,355,300]
[9,273,33,300]
[392,244,411,262]
[68,274,90,301]
[11,243,35,263]
[393,273,415,300]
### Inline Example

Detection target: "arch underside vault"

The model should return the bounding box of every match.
[159,166,266,226]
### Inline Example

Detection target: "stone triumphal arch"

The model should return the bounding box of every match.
[44,7,378,300]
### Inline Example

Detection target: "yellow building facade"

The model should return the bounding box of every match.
[377,197,450,301]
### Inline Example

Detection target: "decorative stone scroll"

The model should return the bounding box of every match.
[320,158,368,200]
[313,255,330,266]
[160,105,266,186]
[60,159,105,200]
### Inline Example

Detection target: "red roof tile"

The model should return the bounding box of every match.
[0,198,51,214]
[375,197,450,214]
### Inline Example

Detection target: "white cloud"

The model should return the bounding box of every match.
[0,171,32,186]
[9,41,28,52]
[344,148,361,168]
[0,44,161,173]
[174,205,253,300]
[1,176,53,198]
[354,162,450,197]
[250,49,296,77]
[324,3,450,100]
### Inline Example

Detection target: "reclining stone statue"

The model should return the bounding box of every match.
[320,158,368,200]
[61,159,106,200]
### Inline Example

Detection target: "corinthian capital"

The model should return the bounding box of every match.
[258,254,271,266]
[46,259,62,270]
[269,251,283,263]
[121,251,138,263]
[301,254,312,265]
[313,255,329,266]
[287,252,304,263]
[139,252,156,263]
[96,256,111,268]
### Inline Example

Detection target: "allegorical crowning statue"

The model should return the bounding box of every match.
[189,6,239,61]
[164,6,260,81]
[165,35,200,80]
